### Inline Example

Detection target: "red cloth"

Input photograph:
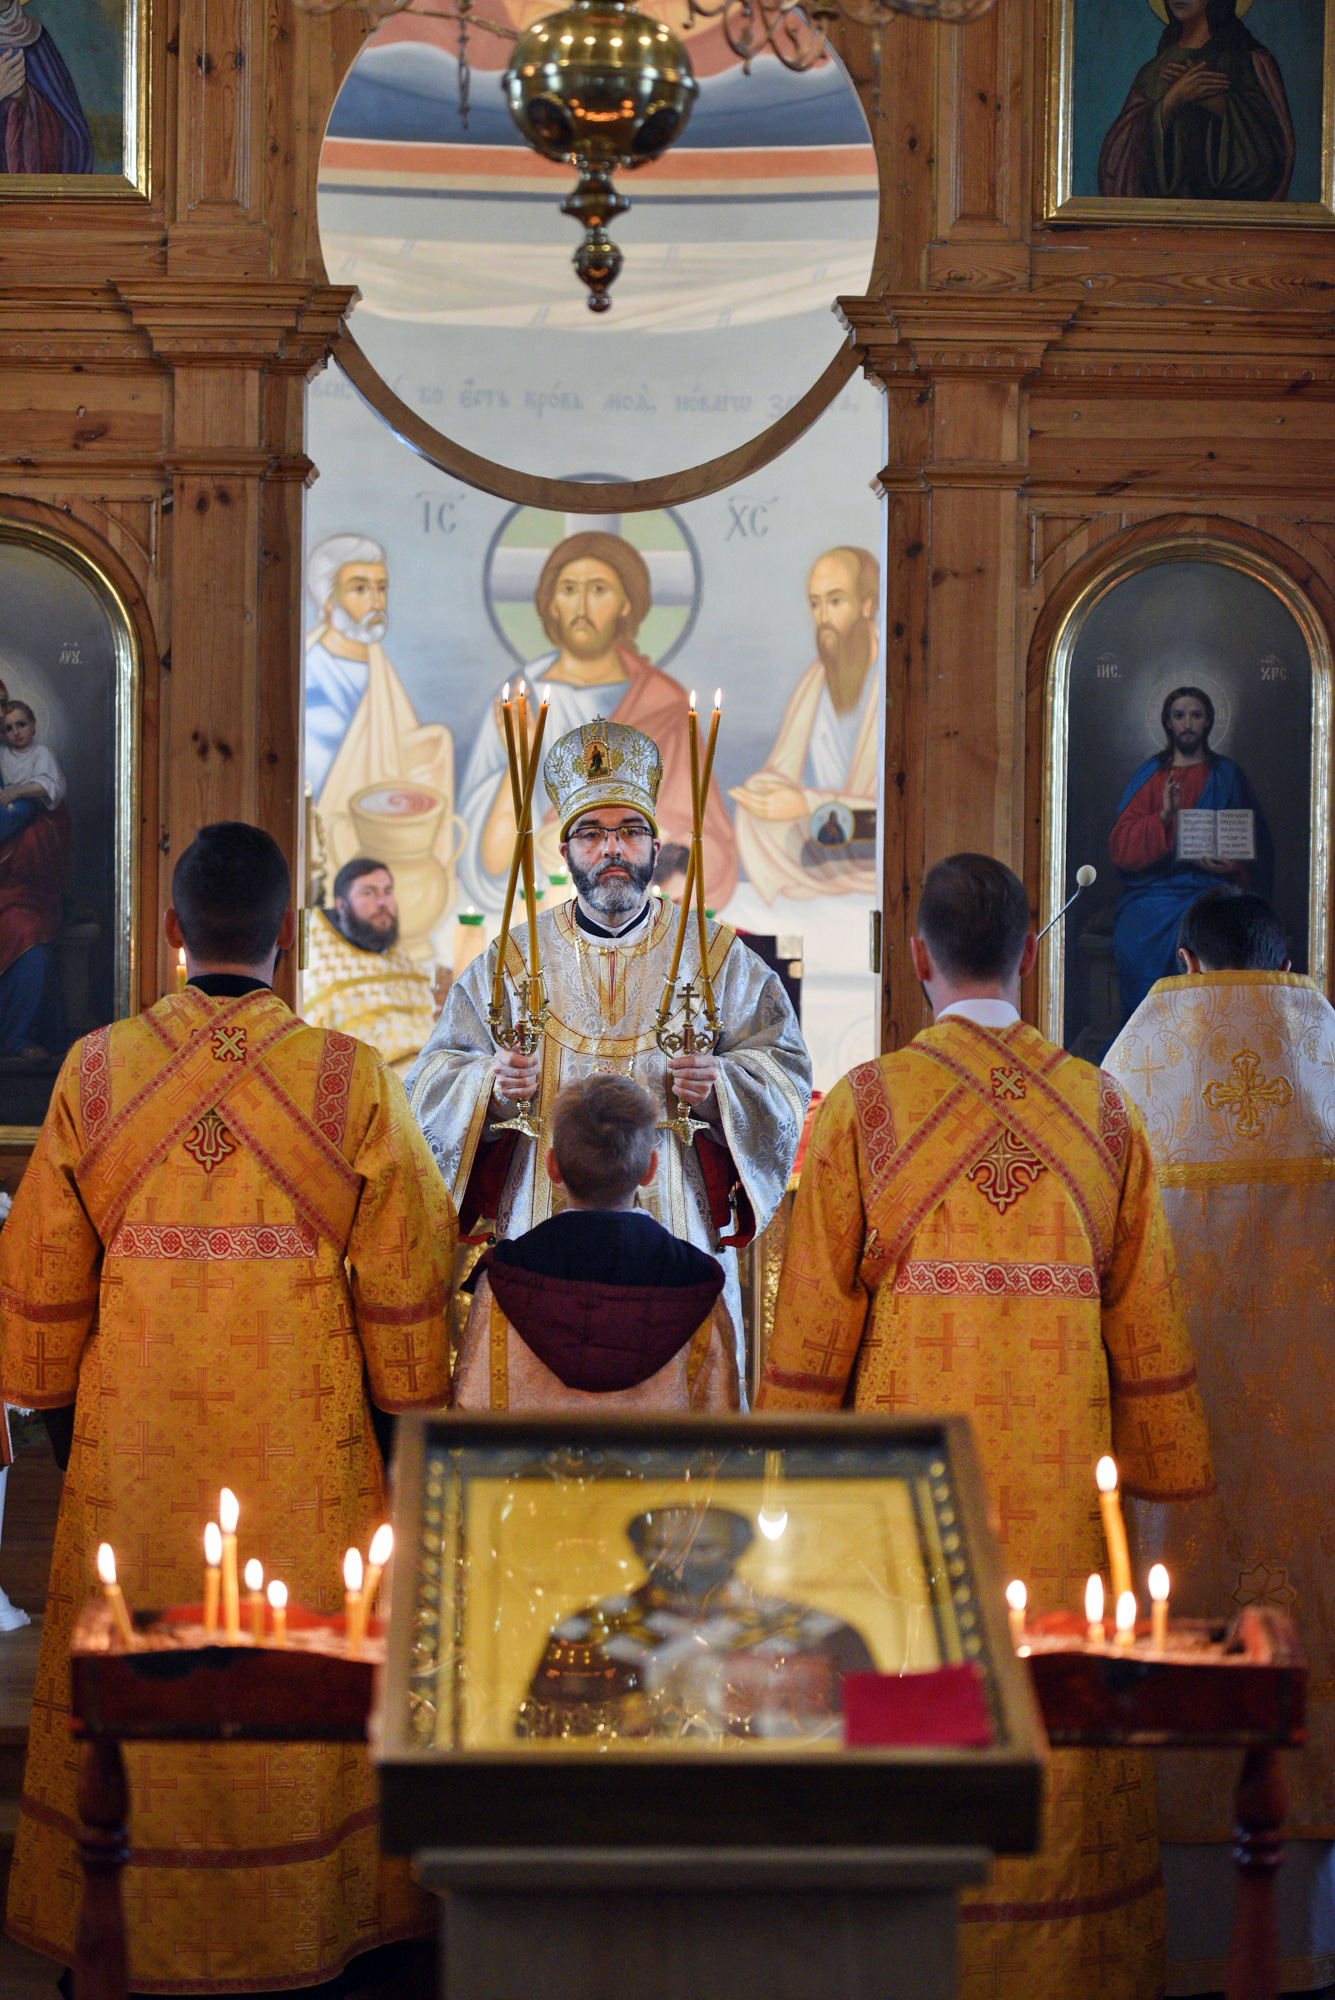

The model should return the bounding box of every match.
[842,1665,994,1748]
[0,805,70,980]
[1108,762,1213,874]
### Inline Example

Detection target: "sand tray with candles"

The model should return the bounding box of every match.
[1022,1604,1306,1748]
[69,1599,385,1742]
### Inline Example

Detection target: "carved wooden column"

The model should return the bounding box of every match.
[113,282,352,1000]
[842,297,1072,1051]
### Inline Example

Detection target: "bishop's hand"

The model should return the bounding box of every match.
[491,1046,540,1108]
[668,1050,718,1109]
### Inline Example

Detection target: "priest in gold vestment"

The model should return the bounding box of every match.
[0,823,455,1994]
[758,854,1213,2000]
[303,855,437,1074]
[1106,887,1335,1995]
[407,719,812,1398]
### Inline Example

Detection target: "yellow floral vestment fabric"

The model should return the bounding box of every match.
[302,906,436,1074]
[758,1016,1214,2000]
[1108,975,1335,1886]
[0,988,456,1993]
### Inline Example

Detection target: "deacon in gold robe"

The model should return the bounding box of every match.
[407,719,812,1399]
[1106,887,1335,1995]
[0,822,455,1994]
[758,853,1213,2000]
[303,855,438,1074]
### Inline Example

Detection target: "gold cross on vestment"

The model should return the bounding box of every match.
[212,1025,247,1063]
[990,1066,1026,1101]
[1202,1044,1294,1141]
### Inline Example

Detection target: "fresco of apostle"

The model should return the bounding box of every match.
[730,545,879,903]
[455,530,737,911]
[1098,0,1295,202]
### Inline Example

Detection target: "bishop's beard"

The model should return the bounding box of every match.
[569,851,656,923]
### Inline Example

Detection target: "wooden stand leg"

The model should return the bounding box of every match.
[74,1736,129,2000]
[1224,1745,1285,2000]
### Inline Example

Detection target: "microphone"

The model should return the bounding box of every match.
[1037,865,1097,945]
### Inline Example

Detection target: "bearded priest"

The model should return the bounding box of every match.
[406,719,812,1404]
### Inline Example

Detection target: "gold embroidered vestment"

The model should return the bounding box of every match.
[0,988,456,1992]
[758,1015,1213,2000]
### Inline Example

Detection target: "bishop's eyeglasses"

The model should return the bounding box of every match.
[566,820,655,852]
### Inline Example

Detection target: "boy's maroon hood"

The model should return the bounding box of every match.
[483,1255,725,1393]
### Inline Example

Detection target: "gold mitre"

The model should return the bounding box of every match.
[543,719,662,839]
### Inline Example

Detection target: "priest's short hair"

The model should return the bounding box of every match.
[173,822,290,966]
[552,1072,657,1207]
[1177,888,1290,972]
[917,853,1031,982]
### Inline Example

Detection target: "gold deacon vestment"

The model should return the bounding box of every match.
[758,1014,1213,2000]
[1107,970,1335,1993]
[406,896,811,1398]
[0,987,455,1992]
[302,904,437,1074]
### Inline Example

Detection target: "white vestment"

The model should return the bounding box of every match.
[405,896,812,1397]
[1107,970,1335,1994]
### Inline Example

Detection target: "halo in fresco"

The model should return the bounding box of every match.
[484,495,702,668]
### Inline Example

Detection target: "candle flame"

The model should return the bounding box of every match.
[1149,1564,1170,1604]
[96,1543,116,1587]
[502,682,510,703]
[688,690,696,711]
[1116,1591,1137,1635]
[369,1524,393,1566]
[1084,1573,1104,1623]
[516,680,526,698]
[713,688,721,711]
[344,1547,363,1594]
[244,1559,263,1593]
[1005,1579,1026,1613]
[204,1522,222,1567]
[219,1487,239,1533]
[1095,1456,1118,1495]
[267,1579,287,1609]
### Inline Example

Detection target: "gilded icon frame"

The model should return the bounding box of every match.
[0,516,141,1145]
[1038,535,1332,1049]
[0,0,151,199]
[1043,0,1335,225]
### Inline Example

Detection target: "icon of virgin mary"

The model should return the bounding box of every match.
[0,0,93,176]
[1098,0,1294,202]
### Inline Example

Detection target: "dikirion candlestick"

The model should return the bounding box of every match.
[96,1544,135,1647]
[1095,1457,1134,1606]
[266,1579,287,1646]
[1149,1565,1170,1653]
[245,1560,264,1643]
[203,1521,221,1637]
[219,1487,240,1642]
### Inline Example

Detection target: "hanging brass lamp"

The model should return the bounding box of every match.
[502,0,698,312]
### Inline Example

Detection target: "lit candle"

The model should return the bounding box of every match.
[1095,1457,1134,1607]
[1085,1572,1105,1645]
[267,1578,287,1647]
[361,1524,393,1626]
[344,1547,365,1655]
[96,1544,135,1648]
[244,1559,264,1643]
[174,946,187,993]
[1149,1564,1170,1653]
[219,1487,240,1642]
[1006,1579,1027,1651]
[1115,1590,1137,1648]
[203,1521,221,1636]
